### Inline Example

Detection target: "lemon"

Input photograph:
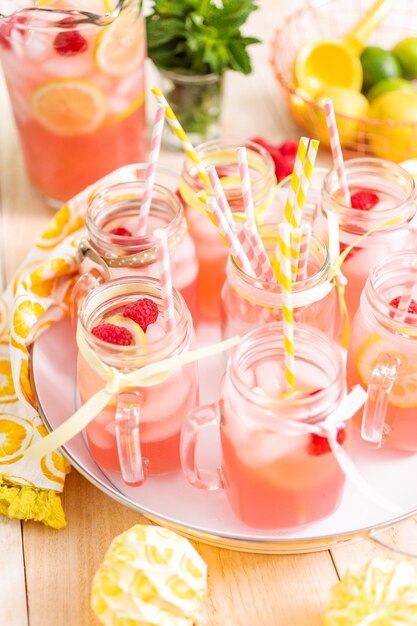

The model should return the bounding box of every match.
[367,77,417,102]
[32,79,106,136]
[95,8,144,77]
[106,315,147,347]
[355,334,417,408]
[368,91,417,161]
[393,37,417,80]
[360,46,402,93]
[315,86,369,146]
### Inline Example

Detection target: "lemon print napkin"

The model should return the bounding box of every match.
[0,165,139,528]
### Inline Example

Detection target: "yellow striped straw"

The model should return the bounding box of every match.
[278,223,296,390]
[151,86,210,186]
[290,228,302,282]
[291,139,320,228]
[283,137,309,226]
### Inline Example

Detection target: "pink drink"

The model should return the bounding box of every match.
[346,252,417,451]
[318,158,416,321]
[221,228,342,342]
[0,1,146,205]
[77,277,198,478]
[84,178,199,324]
[179,140,276,321]
[182,324,348,530]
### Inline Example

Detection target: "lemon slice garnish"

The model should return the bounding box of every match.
[106,315,147,347]
[95,8,144,77]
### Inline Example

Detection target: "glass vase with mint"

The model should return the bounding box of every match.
[146,0,259,146]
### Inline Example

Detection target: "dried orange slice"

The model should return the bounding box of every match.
[355,334,417,408]
[32,79,106,136]
[95,8,144,77]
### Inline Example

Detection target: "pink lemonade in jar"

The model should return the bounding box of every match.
[318,158,416,321]
[182,324,348,530]
[0,0,146,204]
[84,177,199,323]
[77,277,198,477]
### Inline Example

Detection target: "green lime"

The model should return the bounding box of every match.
[360,46,402,93]
[392,37,417,79]
[367,77,417,102]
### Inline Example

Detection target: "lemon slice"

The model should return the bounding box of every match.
[355,334,417,408]
[95,8,144,77]
[32,79,106,136]
[106,315,147,347]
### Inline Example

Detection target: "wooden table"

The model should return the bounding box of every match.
[1,2,416,624]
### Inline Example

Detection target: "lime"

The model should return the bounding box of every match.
[367,77,417,102]
[360,46,402,93]
[315,86,369,146]
[393,37,417,80]
[368,91,417,161]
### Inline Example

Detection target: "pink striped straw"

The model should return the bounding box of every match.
[296,223,312,281]
[394,258,417,322]
[136,104,166,234]
[243,221,276,283]
[154,228,175,332]
[323,98,351,208]
[235,223,263,278]
[237,146,255,223]
[207,165,235,231]
[207,196,254,276]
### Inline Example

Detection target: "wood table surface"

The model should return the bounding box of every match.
[1,1,417,625]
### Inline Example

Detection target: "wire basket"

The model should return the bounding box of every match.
[271,0,417,162]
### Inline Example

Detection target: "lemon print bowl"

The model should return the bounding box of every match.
[271,0,417,162]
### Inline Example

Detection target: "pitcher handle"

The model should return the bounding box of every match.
[69,268,106,332]
[115,391,144,486]
[180,404,223,491]
[361,353,400,447]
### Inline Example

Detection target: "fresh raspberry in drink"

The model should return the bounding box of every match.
[350,191,379,211]
[308,427,346,456]
[279,140,298,158]
[109,227,132,237]
[91,323,133,345]
[123,298,159,332]
[389,296,417,322]
[251,137,298,182]
[53,30,88,56]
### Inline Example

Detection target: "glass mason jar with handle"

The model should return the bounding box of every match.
[347,251,417,451]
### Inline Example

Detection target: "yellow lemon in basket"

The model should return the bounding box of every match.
[315,87,369,147]
[368,91,417,161]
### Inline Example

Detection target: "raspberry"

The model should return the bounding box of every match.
[308,428,346,456]
[350,191,379,211]
[273,151,295,182]
[91,323,133,346]
[389,296,417,323]
[53,30,88,56]
[123,298,159,332]
[279,140,298,158]
[109,227,132,237]
[251,137,297,182]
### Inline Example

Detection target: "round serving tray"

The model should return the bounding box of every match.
[30,318,417,554]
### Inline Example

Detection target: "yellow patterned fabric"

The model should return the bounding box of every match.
[91,525,207,626]
[0,165,140,528]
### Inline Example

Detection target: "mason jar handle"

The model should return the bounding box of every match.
[180,403,223,491]
[69,268,106,332]
[115,391,144,486]
[361,353,400,447]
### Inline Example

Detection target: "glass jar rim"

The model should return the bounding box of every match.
[160,69,222,84]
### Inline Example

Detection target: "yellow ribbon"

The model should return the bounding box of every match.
[25,332,240,463]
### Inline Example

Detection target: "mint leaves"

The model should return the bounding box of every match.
[146,0,260,76]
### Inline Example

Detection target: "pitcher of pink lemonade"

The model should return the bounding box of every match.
[178,139,277,321]
[316,158,416,321]
[79,169,199,323]
[0,0,146,207]
[76,276,199,485]
[181,323,352,530]
[220,227,343,341]
[347,252,417,452]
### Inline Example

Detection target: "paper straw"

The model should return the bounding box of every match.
[237,146,255,223]
[296,223,312,281]
[207,165,235,231]
[394,259,417,322]
[207,196,254,276]
[136,104,166,234]
[292,139,320,229]
[235,223,263,278]
[244,221,276,283]
[284,137,309,226]
[151,86,210,186]
[278,223,296,390]
[154,229,175,332]
[323,98,351,207]
[290,228,302,282]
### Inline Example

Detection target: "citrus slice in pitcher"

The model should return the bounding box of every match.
[32,79,106,136]
[106,315,147,348]
[355,334,417,408]
[95,8,144,76]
